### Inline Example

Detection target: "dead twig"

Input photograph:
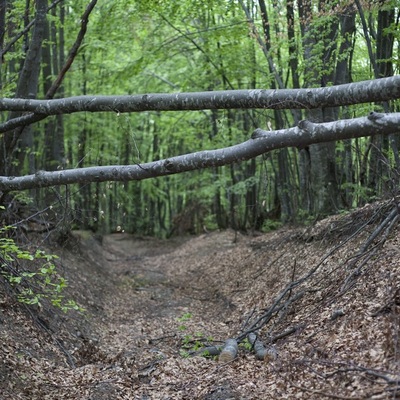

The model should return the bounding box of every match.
[340,247,378,294]
[253,253,284,279]
[188,345,223,357]
[301,358,400,386]
[236,290,304,342]
[288,259,297,300]
[238,200,398,343]
[289,381,364,399]
[359,205,399,253]
[270,326,297,342]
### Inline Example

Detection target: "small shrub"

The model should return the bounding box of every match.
[0,223,83,313]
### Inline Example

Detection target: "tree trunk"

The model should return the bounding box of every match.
[0,0,6,91]
[358,1,399,190]
[335,6,356,208]
[7,0,47,175]
[210,108,227,229]
[300,0,341,215]
[258,0,295,221]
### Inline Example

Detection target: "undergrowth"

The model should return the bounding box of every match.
[0,212,83,313]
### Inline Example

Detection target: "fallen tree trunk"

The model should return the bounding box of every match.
[1,112,400,192]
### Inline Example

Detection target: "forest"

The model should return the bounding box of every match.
[1,0,400,236]
[1,1,400,399]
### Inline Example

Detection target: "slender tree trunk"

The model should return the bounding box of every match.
[357,1,399,190]
[286,0,301,125]
[0,0,6,91]
[376,7,400,173]
[377,7,394,78]
[0,0,47,175]
[39,3,67,231]
[299,0,341,215]
[49,3,65,171]
[258,0,295,221]
[335,6,356,207]
[210,108,227,229]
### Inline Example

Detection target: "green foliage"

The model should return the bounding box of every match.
[295,209,316,226]
[240,338,253,351]
[2,0,398,236]
[341,183,374,205]
[228,177,258,196]
[179,331,215,358]
[176,312,193,331]
[176,312,215,357]
[182,332,204,351]
[260,219,282,233]
[8,192,33,206]
[0,226,83,313]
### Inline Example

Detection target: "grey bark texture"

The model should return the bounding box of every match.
[1,76,400,123]
[1,112,399,192]
[218,339,238,363]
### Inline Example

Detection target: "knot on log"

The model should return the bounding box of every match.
[164,159,175,171]
[367,111,385,121]
[251,128,268,139]
[298,119,316,133]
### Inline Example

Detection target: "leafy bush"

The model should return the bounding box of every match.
[0,223,83,313]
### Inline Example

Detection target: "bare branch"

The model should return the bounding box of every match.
[0,77,400,124]
[46,0,98,99]
[359,206,399,253]
[1,112,400,192]
[238,0,285,89]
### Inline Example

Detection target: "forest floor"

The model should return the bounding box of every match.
[1,202,400,399]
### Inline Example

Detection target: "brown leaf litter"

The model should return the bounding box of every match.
[0,202,399,399]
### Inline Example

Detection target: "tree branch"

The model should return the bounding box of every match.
[1,77,400,127]
[1,112,399,192]
[46,0,98,99]
[0,0,98,134]
[238,0,285,89]
[0,0,64,60]
[354,0,379,78]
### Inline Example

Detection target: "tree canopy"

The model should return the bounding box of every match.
[1,0,399,235]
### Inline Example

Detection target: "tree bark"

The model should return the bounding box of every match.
[2,76,400,120]
[335,6,356,208]
[0,0,5,90]
[1,112,400,192]
[1,0,48,175]
[301,0,341,215]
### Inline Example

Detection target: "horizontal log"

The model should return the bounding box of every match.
[189,345,222,357]
[218,339,238,363]
[248,333,278,361]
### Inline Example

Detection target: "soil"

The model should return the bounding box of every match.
[1,203,400,399]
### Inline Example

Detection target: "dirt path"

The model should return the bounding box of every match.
[84,230,247,399]
[1,216,400,399]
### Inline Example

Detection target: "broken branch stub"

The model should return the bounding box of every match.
[248,333,278,361]
[218,339,238,363]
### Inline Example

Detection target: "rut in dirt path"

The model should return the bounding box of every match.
[104,234,192,316]
[94,232,239,364]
